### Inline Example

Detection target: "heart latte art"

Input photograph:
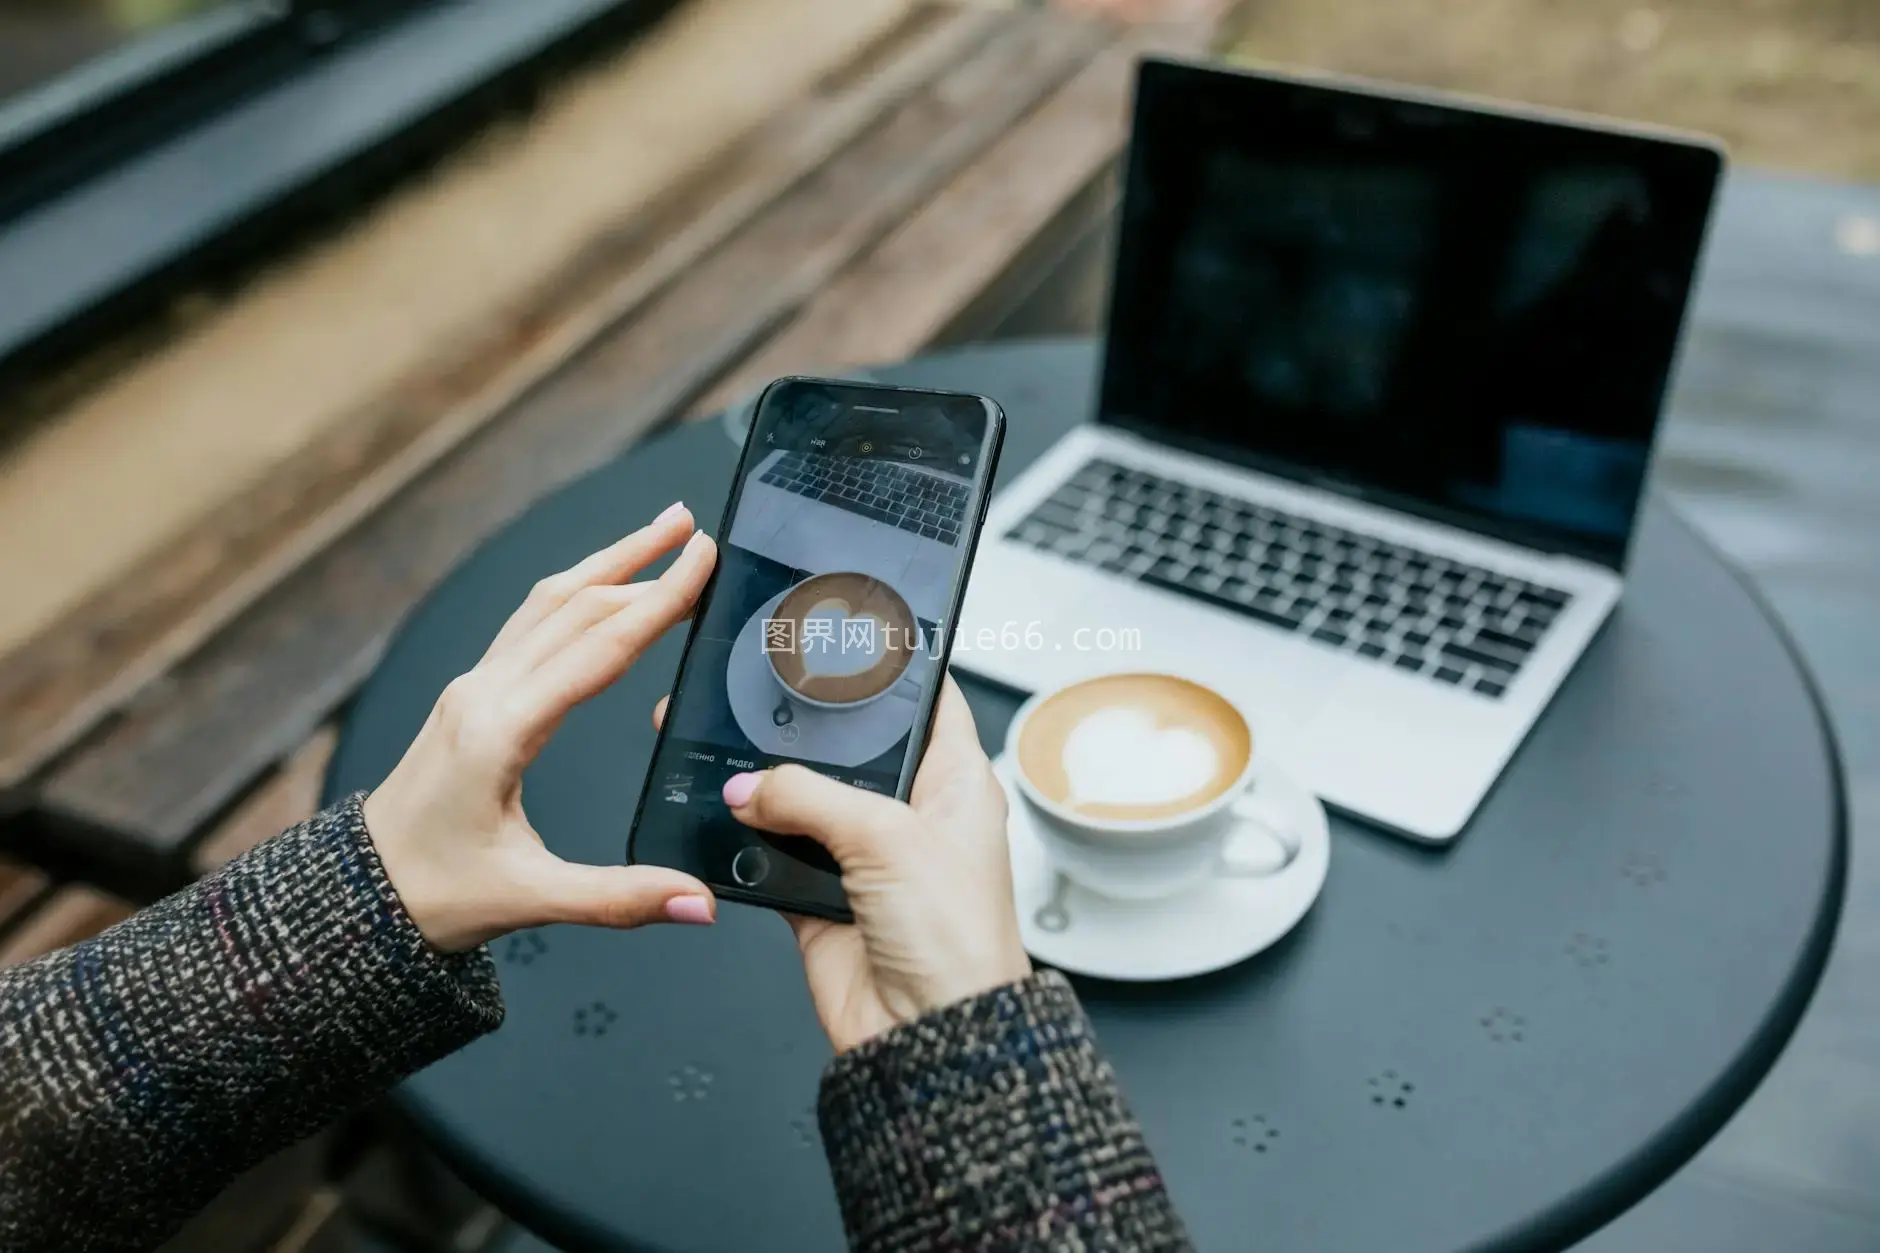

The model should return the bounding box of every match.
[1061,708,1221,808]
[1017,674,1252,822]
[767,572,918,707]
[795,598,892,678]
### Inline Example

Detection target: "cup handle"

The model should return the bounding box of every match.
[1218,781,1302,878]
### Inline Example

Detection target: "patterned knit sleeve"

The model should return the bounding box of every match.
[0,792,504,1253]
[817,970,1193,1253]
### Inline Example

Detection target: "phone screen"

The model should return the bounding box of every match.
[628,377,1003,919]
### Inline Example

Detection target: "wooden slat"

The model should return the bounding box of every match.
[695,20,1208,415]
[39,9,1120,873]
[156,1138,333,1253]
[0,885,134,968]
[263,1192,346,1253]
[189,728,340,877]
[0,0,944,794]
[0,856,51,931]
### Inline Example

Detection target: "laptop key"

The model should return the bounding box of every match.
[1142,571,1304,633]
[1443,639,1520,673]
[1473,624,1537,653]
[1434,666,1468,685]
[1475,677,1509,698]
[1148,557,1186,580]
[1520,585,1571,610]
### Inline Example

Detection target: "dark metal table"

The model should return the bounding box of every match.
[327,338,1845,1253]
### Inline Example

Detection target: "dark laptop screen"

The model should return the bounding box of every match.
[1100,60,1722,569]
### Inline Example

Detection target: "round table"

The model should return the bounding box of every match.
[327,339,1846,1253]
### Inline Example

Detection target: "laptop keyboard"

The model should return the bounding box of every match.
[1006,459,1575,699]
[762,451,968,543]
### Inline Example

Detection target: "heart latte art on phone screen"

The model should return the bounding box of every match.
[768,572,918,706]
[1017,675,1252,822]
[797,600,890,678]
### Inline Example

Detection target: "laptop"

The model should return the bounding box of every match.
[955,59,1723,843]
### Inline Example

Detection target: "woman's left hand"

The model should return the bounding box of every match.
[364,501,719,952]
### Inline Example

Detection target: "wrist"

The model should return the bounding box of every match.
[362,784,485,953]
[909,942,1033,1031]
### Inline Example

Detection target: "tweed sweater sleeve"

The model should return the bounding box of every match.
[0,792,504,1253]
[818,970,1192,1252]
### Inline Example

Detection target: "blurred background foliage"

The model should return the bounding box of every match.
[1225,0,1880,181]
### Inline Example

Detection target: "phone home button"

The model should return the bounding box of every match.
[730,845,771,888]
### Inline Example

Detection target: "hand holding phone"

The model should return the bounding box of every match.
[717,678,1030,1053]
[628,377,1006,921]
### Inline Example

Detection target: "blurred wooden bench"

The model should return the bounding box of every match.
[0,0,926,820]
[2,2,1210,905]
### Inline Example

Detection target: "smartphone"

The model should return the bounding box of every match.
[627,377,1006,921]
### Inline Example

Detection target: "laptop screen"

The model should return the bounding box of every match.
[1100,60,1722,570]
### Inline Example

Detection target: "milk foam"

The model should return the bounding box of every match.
[1061,706,1221,809]
[797,599,889,678]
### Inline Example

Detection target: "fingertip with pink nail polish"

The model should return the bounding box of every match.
[722,772,760,808]
[664,895,715,926]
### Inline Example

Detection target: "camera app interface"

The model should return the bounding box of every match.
[634,381,992,884]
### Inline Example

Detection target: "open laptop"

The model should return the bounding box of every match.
[955,59,1723,843]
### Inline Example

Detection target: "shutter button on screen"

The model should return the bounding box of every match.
[731,846,771,887]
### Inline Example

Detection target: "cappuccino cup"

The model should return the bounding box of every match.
[1005,673,1303,901]
[767,572,920,711]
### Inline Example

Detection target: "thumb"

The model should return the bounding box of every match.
[536,860,717,930]
[723,764,907,866]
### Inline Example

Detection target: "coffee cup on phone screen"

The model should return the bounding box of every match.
[766,572,922,718]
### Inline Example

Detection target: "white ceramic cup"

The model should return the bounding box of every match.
[1004,676,1304,902]
[765,574,920,713]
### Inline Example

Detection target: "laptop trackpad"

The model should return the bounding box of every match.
[1187,624,1341,749]
[1050,579,1340,746]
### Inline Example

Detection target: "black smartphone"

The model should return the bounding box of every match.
[627,376,1006,921]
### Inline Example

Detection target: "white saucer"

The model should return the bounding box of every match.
[727,592,934,768]
[997,755,1331,982]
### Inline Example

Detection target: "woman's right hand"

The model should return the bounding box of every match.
[714,678,1031,1053]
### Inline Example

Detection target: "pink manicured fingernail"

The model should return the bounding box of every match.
[722,772,760,807]
[655,500,688,525]
[665,896,714,926]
